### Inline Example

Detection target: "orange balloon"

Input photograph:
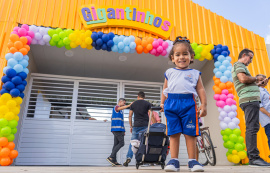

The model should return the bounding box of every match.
[136,45,143,52]
[19,37,28,45]
[213,76,217,81]
[0,147,10,157]
[0,137,8,147]
[214,79,221,86]
[147,37,154,44]
[213,85,218,91]
[8,159,13,166]
[0,157,11,166]
[7,42,14,49]
[146,44,153,51]
[219,83,227,90]
[214,88,222,94]
[9,150,18,159]
[10,34,19,42]
[134,37,142,45]
[228,88,233,94]
[6,142,15,150]
[19,48,28,55]
[9,47,18,54]
[143,47,149,54]
[142,40,148,47]
[24,45,30,51]
[226,81,233,88]
[14,41,23,49]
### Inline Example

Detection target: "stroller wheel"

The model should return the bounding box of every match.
[136,163,139,169]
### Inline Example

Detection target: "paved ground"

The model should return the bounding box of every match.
[2,166,270,173]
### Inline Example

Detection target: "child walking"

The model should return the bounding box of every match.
[160,37,207,172]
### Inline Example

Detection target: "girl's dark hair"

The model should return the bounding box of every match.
[168,40,195,64]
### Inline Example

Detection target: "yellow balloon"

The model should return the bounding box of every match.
[85,37,93,45]
[232,155,240,164]
[85,30,92,37]
[14,115,19,121]
[4,112,15,121]
[86,45,93,50]
[7,100,17,108]
[69,33,76,41]
[0,105,9,114]
[75,39,82,45]
[205,53,213,60]
[13,97,23,105]
[238,151,247,159]
[232,150,238,155]
[70,42,77,48]
[0,99,6,105]
[198,57,205,61]
[227,154,233,162]
[209,44,214,50]
[0,93,12,102]
[11,107,20,115]
[0,114,4,119]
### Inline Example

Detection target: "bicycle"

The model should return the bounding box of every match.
[196,126,216,166]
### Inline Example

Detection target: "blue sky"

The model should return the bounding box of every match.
[191,0,270,43]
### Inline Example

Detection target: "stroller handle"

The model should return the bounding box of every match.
[151,107,162,111]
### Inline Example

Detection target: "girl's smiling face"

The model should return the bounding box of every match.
[171,44,194,69]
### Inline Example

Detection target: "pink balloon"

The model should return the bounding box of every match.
[27,31,35,38]
[213,94,220,100]
[155,52,160,57]
[221,89,229,95]
[152,41,159,48]
[13,27,20,32]
[226,98,233,106]
[220,94,227,101]
[18,28,27,36]
[227,94,234,99]
[157,46,163,53]
[150,48,157,55]
[232,100,236,105]
[11,31,19,35]
[162,41,169,49]
[157,38,163,45]
[217,100,225,108]
[25,36,32,45]
[161,50,167,56]
[21,24,29,31]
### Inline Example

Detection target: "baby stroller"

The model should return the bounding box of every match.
[135,107,169,169]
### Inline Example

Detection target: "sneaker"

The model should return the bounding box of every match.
[164,159,180,172]
[106,157,115,166]
[249,158,270,167]
[114,162,122,166]
[188,160,204,172]
[123,158,131,167]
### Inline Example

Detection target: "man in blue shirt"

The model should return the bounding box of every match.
[107,98,132,166]
[257,74,270,158]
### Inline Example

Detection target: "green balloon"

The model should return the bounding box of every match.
[48,29,55,37]
[52,34,60,42]
[59,32,67,39]
[55,28,62,34]
[196,46,203,53]
[49,40,56,46]
[0,118,8,127]
[194,54,201,59]
[56,40,64,48]
[65,45,72,50]
[223,142,228,149]
[6,134,15,142]
[228,149,233,154]
[8,120,18,128]
[65,29,73,35]
[242,143,246,149]
[220,130,225,136]
[191,43,198,50]
[237,136,244,143]
[235,143,243,151]
[229,134,238,142]
[225,128,233,136]
[1,126,11,136]
[226,141,235,149]
[11,128,17,134]
[223,135,229,142]
[63,37,71,45]
[233,128,241,136]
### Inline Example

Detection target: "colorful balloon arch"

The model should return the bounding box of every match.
[0,24,246,166]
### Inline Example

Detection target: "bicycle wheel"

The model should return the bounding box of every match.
[202,131,216,166]
[196,137,208,166]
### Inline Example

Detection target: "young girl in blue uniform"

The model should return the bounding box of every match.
[160,37,207,172]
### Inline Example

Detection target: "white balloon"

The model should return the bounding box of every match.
[46,42,51,46]
[224,105,232,113]
[38,39,46,45]
[43,35,51,42]
[232,118,240,125]
[29,25,38,32]
[35,32,42,40]
[228,111,236,118]
[224,117,232,124]
[220,111,227,118]
[231,105,237,111]
[219,116,223,121]
[220,122,228,130]
[31,38,38,44]
[218,107,223,112]
[39,28,48,35]
[228,122,236,129]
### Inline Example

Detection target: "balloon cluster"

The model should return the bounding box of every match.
[221,128,247,164]
[69,30,92,50]
[211,44,230,62]
[8,34,30,55]
[48,28,74,49]
[29,25,51,46]
[213,55,233,83]
[11,24,34,46]
[111,35,136,53]
[191,43,214,61]
[0,137,18,166]
[133,37,153,54]
[150,38,170,57]
[213,77,234,95]
[91,31,114,52]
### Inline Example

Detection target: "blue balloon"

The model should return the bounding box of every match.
[14,52,23,61]
[118,49,124,53]
[226,56,232,62]
[222,46,228,51]
[23,68,29,74]
[220,76,229,83]
[13,64,24,73]
[101,43,107,50]
[229,77,233,82]
[95,46,101,50]
[213,68,219,74]
[0,89,9,95]
[91,41,97,47]
[11,76,22,85]
[224,70,231,78]
[1,76,10,83]
[228,50,230,55]
[129,42,136,49]
[7,58,18,68]
[123,37,130,45]
[91,33,98,41]
[119,35,125,42]
[123,46,130,53]
[5,53,13,61]
[10,88,20,97]
[113,36,119,44]
[102,34,109,43]
[118,42,125,49]
[16,84,25,92]
[222,60,230,67]
[3,66,11,75]
[214,54,219,60]
[216,48,222,54]
[107,47,112,52]
[111,45,118,52]
[97,31,103,38]
[23,55,29,61]
[22,80,27,86]
[96,38,103,46]
[19,59,29,68]
[18,72,27,80]
[227,66,232,71]
[214,61,221,68]
[106,40,114,47]
[4,81,15,90]
[217,55,225,62]
[129,35,135,42]
[217,44,222,48]
[215,71,223,78]
[20,92,25,99]
[214,45,217,49]
[108,32,115,40]
[6,68,16,78]
[219,65,227,72]
[130,49,136,53]
[221,51,228,57]
[210,49,216,55]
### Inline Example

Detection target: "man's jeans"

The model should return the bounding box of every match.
[110,131,125,162]
[240,101,260,162]
[264,123,270,150]
[126,126,147,159]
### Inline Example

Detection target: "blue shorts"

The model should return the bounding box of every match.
[164,93,200,137]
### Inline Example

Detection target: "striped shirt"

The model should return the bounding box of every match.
[231,61,260,105]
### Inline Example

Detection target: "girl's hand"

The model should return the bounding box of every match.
[198,104,207,117]
[160,104,164,112]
